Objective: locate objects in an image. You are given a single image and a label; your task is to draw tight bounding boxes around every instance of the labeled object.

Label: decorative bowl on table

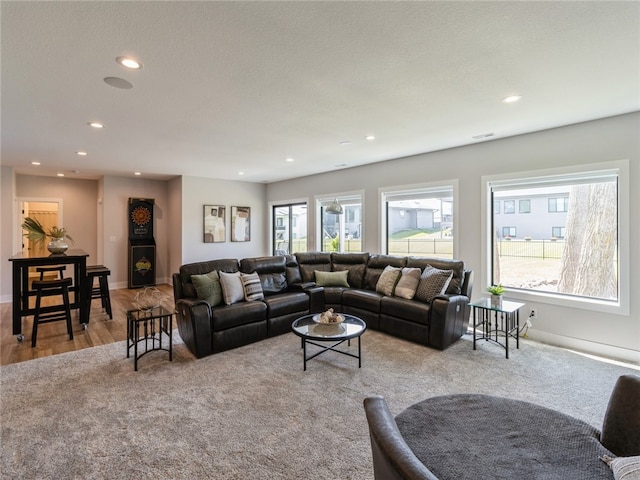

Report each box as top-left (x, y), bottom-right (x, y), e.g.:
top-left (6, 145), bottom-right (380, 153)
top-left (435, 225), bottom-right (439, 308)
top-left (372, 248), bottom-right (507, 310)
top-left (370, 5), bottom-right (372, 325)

top-left (312, 308), bottom-right (345, 324)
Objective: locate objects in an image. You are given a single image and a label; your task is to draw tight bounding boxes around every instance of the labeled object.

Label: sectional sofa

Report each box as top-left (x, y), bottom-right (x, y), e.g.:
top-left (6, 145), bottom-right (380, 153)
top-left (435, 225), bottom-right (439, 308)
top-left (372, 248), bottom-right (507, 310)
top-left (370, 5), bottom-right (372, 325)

top-left (172, 252), bottom-right (473, 359)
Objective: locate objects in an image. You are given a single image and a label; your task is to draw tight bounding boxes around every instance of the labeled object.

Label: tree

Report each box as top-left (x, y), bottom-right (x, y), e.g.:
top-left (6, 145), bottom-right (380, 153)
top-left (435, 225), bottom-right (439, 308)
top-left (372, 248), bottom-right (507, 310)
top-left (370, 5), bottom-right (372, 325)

top-left (557, 183), bottom-right (617, 299)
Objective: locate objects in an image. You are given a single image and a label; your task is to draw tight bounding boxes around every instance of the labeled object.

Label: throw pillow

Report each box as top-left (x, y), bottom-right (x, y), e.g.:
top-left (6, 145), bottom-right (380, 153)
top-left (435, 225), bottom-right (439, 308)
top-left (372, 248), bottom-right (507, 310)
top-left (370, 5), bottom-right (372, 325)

top-left (315, 270), bottom-right (349, 287)
top-left (191, 270), bottom-right (223, 307)
top-left (394, 267), bottom-right (421, 300)
top-left (601, 455), bottom-right (640, 480)
top-left (415, 265), bottom-right (454, 303)
top-left (376, 265), bottom-right (402, 296)
top-left (241, 272), bottom-right (264, 302)
top-left (219, 271), bottom-right (245, 305)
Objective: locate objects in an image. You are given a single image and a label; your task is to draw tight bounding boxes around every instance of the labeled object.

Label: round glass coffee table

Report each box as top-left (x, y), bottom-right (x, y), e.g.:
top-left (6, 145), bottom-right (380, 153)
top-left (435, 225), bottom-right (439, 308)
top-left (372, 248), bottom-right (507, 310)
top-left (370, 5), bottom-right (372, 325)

top-left (291, 313), bottom-right (366, 371)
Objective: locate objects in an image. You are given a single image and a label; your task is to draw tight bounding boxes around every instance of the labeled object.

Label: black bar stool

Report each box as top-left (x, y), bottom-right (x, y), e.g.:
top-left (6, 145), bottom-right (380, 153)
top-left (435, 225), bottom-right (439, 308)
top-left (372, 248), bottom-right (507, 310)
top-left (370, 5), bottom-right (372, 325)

top-left (31, 277), bottom-right (74, 347)
top-left (36, 266), bottom-right (66, 280)
top-left (87, 265), bottom-right (112, 319)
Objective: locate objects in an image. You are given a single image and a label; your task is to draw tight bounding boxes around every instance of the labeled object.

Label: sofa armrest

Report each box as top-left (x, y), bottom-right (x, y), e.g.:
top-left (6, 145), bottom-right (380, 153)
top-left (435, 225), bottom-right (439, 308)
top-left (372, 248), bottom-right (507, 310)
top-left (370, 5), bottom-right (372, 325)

top-left (175, 298), bottom-right (213, 358)
top-left (290, 283), bottom-right (325, 313)
top-left (428, 294), bottom-right (470, 350)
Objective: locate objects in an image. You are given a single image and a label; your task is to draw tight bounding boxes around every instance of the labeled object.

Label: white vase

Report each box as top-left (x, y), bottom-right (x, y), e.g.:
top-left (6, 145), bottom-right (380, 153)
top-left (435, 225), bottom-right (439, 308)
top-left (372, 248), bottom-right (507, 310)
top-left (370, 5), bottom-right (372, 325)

top-left (47, 237), bottom-right (69, 254)
top-left (490, 294), bottom-right (503, 308)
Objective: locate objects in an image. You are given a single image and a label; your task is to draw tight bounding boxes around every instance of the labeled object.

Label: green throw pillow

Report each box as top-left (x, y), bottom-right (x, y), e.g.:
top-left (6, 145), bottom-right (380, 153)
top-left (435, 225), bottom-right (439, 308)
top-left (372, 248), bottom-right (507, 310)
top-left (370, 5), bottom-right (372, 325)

top-left (315, 270), bottom-right (349, 287)
top-left (191, 271), bottom-right (223, 307)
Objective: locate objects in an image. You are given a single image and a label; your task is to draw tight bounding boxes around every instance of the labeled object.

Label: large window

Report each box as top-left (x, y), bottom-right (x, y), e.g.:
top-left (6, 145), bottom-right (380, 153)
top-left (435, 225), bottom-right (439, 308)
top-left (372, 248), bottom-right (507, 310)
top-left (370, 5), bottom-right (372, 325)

top-left (272, 203), bottom-right (307, 255)
top-left (490, 168), bottom-right (619, 303)
top-left (317, 194), bottom-right (363, 252)
top-left (382, 184), bottom-right (454, 259)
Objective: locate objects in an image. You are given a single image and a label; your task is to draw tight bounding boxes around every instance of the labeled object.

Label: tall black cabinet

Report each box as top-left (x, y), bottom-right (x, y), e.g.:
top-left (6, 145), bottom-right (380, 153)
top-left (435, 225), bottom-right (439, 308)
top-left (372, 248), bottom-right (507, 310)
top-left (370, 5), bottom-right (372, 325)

top-left (128, 198), bottom-right (156, 288)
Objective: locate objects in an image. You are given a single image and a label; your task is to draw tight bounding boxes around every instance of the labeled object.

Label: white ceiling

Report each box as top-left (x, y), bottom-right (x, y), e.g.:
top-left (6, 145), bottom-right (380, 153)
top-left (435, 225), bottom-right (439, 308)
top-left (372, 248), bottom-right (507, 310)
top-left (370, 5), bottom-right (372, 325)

top-left (2, 1), bottom-right (639, 183)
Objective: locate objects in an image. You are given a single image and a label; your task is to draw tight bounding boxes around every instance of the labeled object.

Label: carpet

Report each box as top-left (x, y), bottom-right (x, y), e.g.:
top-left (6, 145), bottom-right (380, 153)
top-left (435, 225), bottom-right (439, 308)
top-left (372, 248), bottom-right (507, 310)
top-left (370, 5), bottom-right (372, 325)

top-left (1, 330), bottom-right (637, 480)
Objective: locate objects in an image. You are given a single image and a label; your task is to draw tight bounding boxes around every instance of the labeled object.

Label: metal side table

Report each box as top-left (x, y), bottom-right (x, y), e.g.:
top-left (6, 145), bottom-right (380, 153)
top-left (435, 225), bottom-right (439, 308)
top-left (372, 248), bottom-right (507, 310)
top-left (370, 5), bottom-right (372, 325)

top-left (126, 305), bottom-right (173, 371)
top-left (470, 297), bottom-right (524, 358)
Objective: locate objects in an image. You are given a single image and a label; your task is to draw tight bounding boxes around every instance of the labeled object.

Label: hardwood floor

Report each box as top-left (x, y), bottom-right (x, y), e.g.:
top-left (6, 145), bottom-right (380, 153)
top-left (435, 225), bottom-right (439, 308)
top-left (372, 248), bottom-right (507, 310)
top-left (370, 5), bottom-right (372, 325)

top-left (0, 284), bottom-right (175, 366)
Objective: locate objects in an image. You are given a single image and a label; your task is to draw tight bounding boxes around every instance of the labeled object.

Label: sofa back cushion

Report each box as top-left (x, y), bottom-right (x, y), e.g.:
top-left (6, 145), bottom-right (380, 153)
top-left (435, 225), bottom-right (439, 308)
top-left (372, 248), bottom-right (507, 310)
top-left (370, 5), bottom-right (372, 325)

top-left (407, 257), bottom-right (466, 295)
top-left (295, 252), bottom-right (332, 283)
top-left (240, 256), bottom-right (287, 296)
top-left (285, 255), bottom-right (303, 285)
top-left (178, 259), bottom-right (239, 299)
top-left (331, 252), bottom-right (369, 288)
top-left (365, 255), bottom-right (407, 290)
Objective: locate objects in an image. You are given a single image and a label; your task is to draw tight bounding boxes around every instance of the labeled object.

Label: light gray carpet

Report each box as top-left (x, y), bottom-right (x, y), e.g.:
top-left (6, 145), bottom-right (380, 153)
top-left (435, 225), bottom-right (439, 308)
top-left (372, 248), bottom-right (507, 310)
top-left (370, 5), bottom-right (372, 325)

top-left (1, 330), bottom-right (638, 480)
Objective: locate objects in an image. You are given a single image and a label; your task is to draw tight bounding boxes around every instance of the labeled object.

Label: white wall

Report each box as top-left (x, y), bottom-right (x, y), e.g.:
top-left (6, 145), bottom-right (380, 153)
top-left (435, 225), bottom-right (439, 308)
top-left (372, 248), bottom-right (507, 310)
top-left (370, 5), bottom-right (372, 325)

top-left (178, 176), bottom-right (268, 265)
top-left (0, 166), bottom-right (16, 301)
top-left (266, 113), bottom-right (640, 363)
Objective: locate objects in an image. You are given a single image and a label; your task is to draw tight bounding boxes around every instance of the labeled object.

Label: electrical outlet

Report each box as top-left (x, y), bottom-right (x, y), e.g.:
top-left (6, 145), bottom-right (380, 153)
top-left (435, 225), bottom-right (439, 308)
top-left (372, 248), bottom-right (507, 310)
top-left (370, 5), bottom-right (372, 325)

top-left (529, 309), bottom-right (537, 320)
top-left (525, 319), bottom-right (533, 328)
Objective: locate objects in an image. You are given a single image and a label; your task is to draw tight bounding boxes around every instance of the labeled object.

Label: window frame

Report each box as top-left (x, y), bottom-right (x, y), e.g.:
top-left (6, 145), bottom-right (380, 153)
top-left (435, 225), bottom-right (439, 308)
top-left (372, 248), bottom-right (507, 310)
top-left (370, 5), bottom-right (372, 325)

top-left (380, 180), bottom-right (458, 258)
top-left (270, 199), bottom-right (309, 255)
top-left (482, 161), bottom-right (629, 316)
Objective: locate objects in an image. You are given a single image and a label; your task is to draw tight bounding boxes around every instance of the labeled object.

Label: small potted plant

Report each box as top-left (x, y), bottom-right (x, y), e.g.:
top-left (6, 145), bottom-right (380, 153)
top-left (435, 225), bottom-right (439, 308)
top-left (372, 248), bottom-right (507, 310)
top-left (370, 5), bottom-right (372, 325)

top-left (21, 217), bottom-right (74, 254)
top-left (487, 284), bottom-right (505, 307)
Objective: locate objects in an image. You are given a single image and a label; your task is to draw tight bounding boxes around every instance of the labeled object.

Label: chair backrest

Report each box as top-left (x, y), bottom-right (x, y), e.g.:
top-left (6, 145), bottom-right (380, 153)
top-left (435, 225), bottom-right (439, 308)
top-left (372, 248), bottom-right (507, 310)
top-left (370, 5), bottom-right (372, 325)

top-left (600, 374), bottom-right (640, 457)
top-left (363, 396), bottom-right (440, 480)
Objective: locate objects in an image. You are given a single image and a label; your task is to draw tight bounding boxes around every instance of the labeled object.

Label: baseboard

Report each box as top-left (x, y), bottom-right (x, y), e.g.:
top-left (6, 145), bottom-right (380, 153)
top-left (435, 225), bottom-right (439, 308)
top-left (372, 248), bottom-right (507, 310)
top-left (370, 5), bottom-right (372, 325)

top-left (526, 330), bottom-right (640, 366)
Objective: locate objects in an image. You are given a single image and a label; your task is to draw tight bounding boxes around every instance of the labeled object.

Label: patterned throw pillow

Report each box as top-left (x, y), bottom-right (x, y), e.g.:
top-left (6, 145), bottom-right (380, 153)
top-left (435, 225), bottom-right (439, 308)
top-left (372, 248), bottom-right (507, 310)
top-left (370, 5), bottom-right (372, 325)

top-left (315, 270), bottom-right (349, 287)
top-left (601, 455), bottom-right (640, 480)
top-left (191, 270), bottom-right (223, 307)
top-left (414, 265), bottom-right (454, 303)
top-left (241, 272), bottom-right (264, 302)
top-left (376, 265), bottom-right (402, 296)
top-left (219, 271), bottom-right (245, 305)
top-left (394, 267), bottom-right (421, 300)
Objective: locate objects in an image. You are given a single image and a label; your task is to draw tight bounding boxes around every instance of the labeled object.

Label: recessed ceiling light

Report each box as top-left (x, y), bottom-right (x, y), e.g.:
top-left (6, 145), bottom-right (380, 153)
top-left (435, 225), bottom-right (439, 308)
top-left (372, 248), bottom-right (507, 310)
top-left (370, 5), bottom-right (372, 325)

top-left (365, 135), bottom-right (376, 141)
top-left (502, 95), bottom-right (522, 103)
top-left (76, 151), bottom-right (88, 156)
top-left (472, 133), bottom-right (495, 139)
top-left (285, 158), bottom-right (295, 163)
top-left (88, 122), bottom-right (104, 129)
top-left (31, 161), bottom-right (41, 166)
top-left (56, 173), bottom-right (65, 177)
top-left (238, 171), bottom-right (245, 176)
top-left (116, 56), bottom-right (143, 70)
top-left (134, 172), bottom-right (142, 176)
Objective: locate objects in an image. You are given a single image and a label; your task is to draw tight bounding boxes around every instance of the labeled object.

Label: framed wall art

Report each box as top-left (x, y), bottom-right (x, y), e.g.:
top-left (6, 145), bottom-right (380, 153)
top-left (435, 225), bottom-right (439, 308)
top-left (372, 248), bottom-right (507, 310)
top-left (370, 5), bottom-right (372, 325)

top-left (231, 206), bottom-right (251, 242)
top-left (203, 205), bottom-right (226, 243)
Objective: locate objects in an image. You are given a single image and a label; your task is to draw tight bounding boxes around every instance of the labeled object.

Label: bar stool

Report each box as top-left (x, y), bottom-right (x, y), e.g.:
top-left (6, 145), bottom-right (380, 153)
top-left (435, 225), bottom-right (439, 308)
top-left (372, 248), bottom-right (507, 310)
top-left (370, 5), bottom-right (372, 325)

top-left (36, 266), bottom-right (66, 280)
top-left (87, 265), bottom-right (112, 319)
top-left (31, 278), bottom-right (74, 347)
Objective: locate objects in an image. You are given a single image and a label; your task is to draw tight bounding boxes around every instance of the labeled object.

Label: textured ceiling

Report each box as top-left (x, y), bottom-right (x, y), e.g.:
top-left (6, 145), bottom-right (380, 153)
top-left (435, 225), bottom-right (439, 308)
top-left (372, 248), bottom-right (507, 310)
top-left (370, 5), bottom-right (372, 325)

top-left (2, 1), bottom-right (639, 183)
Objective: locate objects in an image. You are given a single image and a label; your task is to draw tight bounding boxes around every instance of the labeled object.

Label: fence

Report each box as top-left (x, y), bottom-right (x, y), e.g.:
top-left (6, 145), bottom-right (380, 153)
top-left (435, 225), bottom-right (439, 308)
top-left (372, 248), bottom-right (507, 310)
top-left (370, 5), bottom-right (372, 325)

top-left (496, 239), bottom-right (564, 260)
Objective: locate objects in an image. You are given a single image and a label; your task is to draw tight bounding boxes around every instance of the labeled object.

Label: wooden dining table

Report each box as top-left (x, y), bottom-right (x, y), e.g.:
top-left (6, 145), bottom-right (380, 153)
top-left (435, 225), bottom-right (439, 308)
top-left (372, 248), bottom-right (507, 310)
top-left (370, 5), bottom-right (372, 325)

top-left (8, 249), bottom-right (90, 341)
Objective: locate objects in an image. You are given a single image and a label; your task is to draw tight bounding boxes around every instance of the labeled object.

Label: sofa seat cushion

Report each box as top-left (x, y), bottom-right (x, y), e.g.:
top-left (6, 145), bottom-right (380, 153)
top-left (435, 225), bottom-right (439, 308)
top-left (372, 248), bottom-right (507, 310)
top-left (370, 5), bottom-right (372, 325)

top-left (343, 289), bottom-right (383, 313)
top-left (211, 301), bottom-right (267, 331)
top-left (381, 296), bottom-right (430, 325)
top-left (263, 292), bottom-right (309, 318)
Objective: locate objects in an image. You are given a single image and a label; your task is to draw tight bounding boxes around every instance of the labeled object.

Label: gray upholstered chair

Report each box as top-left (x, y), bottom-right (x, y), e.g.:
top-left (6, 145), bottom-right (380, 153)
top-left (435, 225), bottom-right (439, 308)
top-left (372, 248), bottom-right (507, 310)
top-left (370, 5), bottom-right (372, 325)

top-left (363, 395), bottom-right (439, 480)
top-left (600, 374), bottom-right (640, 457)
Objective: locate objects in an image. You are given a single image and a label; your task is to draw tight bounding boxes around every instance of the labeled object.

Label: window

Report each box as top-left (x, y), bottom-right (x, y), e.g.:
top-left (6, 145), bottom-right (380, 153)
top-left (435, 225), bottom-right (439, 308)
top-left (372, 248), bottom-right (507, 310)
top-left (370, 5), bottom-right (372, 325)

top-left (519, 199), bottom-right (531, 213)
top-left (551, 227), bottom-right (565, 239)
top-left (317, 194), bottom-right (363, 252)
top-left (489, 168), bottom-right (620, 303)
top-left (502, 227), bottom-right (516, 238)
top-left (272, 203), bottom-right (307, 255)
top-left (504, 200), bottom-right (515, 214)
top-left (549, 197), bottom-right (569, 212)
top-left (494, 200), bottom-right (500, 214)
top-left (382, 184), bottom-right (454, 258)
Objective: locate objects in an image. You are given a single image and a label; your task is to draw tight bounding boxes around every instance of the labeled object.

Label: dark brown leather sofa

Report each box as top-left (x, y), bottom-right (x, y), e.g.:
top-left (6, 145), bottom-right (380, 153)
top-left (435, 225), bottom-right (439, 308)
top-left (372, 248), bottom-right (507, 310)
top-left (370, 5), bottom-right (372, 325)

top-left (173, 252), bottom-right (473, 359)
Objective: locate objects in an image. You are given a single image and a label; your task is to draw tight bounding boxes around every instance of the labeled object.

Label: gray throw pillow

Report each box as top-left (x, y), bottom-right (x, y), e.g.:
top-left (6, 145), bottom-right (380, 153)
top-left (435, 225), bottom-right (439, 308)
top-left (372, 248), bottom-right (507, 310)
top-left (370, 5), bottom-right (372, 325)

top-left (376, 265), bottom-right (402, 296)
top-left (394, 267), bottom-right (421, 299)
top-left (219, 271), bottom-right (245, 305)
top-left (601, 455), bottom-right (640, 480)
top-left (241, 272), bottom-right (264, 302)
top-left (191, 270), bottom-right (223, 307)
top-left (415, 265), bottom-right (454, 303)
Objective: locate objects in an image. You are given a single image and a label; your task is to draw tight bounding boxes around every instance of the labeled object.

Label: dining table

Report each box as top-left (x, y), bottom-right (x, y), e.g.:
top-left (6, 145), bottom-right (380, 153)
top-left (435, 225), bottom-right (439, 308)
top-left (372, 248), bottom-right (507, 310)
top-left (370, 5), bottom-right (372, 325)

top-left (8, 249), bottom-right (90, 341)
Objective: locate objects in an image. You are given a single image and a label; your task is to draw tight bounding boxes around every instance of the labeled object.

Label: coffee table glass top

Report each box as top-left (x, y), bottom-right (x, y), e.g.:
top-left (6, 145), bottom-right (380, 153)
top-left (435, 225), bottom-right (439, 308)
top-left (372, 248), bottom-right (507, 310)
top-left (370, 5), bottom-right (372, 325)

top-left (292, 313), bottom-right (366, 340)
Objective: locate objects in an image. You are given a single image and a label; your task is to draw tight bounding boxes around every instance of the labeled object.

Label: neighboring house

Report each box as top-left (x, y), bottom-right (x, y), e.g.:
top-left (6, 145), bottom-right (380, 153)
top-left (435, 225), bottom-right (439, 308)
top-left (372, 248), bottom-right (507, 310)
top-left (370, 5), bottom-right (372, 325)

top-left (494, 189), bottom-right (569, 239)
